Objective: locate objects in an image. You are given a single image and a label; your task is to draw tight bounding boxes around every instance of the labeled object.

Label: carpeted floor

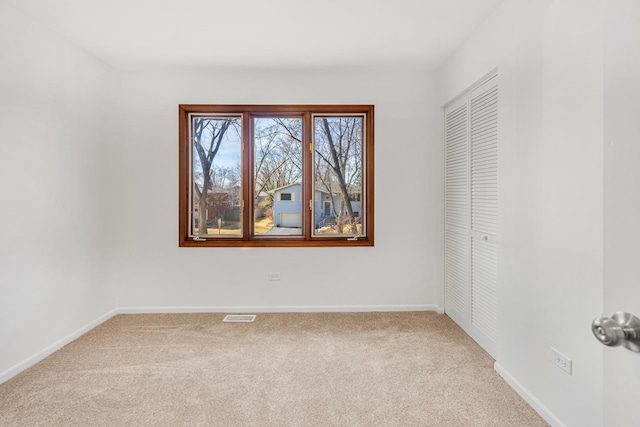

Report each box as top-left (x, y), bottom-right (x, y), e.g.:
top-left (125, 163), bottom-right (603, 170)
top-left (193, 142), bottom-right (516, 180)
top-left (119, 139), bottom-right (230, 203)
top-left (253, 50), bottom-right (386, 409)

top-left (0, 312), bottom-right (548, 426)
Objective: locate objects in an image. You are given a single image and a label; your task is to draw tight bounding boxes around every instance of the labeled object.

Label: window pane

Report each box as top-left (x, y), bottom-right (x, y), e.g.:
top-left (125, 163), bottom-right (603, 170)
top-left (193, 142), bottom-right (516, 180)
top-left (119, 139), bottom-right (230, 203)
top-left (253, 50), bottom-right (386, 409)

top-left (254, 117), bottom-right (303, 236)
top-left (191, 115), bottom-right (242, 237)
top-left (313, 116), bottom-right (364, 236)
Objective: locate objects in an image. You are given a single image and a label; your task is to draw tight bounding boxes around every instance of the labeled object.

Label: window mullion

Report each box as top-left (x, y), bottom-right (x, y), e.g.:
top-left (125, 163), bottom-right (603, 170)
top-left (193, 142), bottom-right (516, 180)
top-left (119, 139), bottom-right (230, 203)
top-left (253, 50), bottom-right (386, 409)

top-left (242, 113), bottom-right (252, 240)
top-left (303, 112), bottom-right (313, 240)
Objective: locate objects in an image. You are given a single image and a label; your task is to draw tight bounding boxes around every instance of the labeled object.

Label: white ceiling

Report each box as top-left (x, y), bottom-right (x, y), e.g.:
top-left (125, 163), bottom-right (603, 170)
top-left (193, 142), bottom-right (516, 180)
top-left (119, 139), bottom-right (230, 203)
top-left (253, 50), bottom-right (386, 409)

top-left (5, 0), bottom-right (505, 71)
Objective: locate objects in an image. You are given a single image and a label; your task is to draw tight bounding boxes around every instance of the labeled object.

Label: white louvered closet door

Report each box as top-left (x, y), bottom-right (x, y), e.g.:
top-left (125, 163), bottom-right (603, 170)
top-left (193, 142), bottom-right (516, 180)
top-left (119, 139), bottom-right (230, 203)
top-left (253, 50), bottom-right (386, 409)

top-left (444, 96), bottom-right (470, 331)
top-left (469, 77), bottom-right (498, 357)
top-left (444, 74), bottom-right (498, 358)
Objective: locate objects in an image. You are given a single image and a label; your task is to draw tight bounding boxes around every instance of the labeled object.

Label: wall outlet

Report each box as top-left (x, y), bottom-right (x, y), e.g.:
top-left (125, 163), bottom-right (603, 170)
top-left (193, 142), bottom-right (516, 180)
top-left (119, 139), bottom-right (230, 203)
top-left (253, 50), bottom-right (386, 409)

top-left (551, 347), bottom-right (572, 376)
top-left (267, 272), bottom-right (281, 281)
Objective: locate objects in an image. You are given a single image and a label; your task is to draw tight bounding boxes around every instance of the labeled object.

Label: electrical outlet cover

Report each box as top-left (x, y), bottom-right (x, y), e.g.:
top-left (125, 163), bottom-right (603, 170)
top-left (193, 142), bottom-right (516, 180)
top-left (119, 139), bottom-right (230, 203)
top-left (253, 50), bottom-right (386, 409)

top-left (551, 347), bottom-right (573, 376)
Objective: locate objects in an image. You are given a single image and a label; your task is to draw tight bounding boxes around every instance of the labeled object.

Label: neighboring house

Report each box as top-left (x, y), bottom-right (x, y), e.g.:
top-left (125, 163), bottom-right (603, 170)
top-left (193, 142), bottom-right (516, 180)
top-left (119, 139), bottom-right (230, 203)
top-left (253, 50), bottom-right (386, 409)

top-left (270, 182), bottom-right (362, 228)
top-left (194, 186), bottom-right (241, 224)
top-left (270, 183), bottom-right (304, 228)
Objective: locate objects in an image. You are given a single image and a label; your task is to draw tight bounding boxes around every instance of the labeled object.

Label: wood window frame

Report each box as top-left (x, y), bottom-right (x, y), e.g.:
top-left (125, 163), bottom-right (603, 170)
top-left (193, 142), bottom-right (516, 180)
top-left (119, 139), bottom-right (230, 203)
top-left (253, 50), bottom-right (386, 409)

top-left (178, 104), bottom-right (374, 247)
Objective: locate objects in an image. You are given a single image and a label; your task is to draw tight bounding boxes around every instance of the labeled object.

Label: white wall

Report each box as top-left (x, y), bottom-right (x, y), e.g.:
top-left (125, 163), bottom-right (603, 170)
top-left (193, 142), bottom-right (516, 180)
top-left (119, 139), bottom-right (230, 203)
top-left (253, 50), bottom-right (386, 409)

top-left (0, 2), bottom-right (119, 380)
top-left (437, 0), bottom-right (604, 426)
top-left (603, 2), bottom-right (640, 425)
top-left (109, 69), bottom-right (443, 311)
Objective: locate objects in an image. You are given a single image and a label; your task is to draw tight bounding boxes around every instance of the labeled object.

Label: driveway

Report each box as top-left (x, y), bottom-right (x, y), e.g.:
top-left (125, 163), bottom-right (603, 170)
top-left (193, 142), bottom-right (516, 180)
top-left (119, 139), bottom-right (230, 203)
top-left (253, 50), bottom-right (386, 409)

top-left (265, 227), bottom-right (301, 235)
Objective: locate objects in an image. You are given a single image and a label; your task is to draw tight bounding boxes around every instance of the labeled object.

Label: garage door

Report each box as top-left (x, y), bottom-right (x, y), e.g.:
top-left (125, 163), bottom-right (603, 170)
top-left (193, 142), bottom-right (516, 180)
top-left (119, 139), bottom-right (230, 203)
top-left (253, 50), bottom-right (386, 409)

top-left (281, 213), bottom-right (302, 228)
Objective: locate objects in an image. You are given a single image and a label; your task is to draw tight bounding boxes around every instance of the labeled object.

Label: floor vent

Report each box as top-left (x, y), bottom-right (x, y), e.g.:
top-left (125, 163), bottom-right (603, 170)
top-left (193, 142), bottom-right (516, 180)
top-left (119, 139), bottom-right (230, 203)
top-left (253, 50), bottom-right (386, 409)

top-left (223, 314), bottom-right (256, 323)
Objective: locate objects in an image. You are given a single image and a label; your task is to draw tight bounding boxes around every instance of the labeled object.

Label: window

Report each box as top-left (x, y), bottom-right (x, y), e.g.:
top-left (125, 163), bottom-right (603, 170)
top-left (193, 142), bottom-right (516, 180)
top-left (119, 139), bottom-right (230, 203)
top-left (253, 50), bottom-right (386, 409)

top-left (179, 105), bottom-right (374, 247)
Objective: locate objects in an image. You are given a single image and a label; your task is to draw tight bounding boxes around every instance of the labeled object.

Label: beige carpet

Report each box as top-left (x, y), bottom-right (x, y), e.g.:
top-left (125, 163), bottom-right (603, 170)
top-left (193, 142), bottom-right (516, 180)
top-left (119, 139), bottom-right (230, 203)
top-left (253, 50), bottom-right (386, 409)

top-left (0, 312), bottom-right (548, 426)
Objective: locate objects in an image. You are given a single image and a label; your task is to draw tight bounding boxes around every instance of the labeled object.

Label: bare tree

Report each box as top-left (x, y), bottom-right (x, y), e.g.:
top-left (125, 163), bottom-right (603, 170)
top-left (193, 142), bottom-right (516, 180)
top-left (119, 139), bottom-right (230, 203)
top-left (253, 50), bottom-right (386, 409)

top-left (254, 118), bottom-right (303, 206)
top-left (210, 165), bottom-right (240, 190)
top-left (192, 117), bottom-right (240, 233)
top-left (315, 117), bottom-right (362, 234)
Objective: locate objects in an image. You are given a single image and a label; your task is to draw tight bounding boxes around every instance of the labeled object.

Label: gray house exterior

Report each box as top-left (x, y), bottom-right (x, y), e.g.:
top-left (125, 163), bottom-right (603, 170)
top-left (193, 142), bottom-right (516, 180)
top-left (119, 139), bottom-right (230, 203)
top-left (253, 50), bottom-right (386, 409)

top-left (270, 183), bottom-right (362, 228)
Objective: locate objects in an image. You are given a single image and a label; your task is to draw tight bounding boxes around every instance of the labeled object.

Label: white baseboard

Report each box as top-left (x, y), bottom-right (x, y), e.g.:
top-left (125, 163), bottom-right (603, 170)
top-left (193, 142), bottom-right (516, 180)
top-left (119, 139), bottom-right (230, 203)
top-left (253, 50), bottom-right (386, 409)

top-left (494, 362), bottom-right (567, 427)
top-left (119, 304), bottom-right (443, 314)
top-left (0, 308), bottom-right (119, 385)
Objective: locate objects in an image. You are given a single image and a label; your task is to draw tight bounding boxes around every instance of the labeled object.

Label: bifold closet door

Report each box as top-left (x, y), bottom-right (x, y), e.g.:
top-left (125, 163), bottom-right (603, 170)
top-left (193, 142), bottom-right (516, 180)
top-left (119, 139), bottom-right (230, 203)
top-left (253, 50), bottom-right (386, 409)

top-left (444, 75), bottom-right (498, 358)
top-left (469, 77), bottom-right (498, 357)
top-left (444, 96), bottom-right (470, 331)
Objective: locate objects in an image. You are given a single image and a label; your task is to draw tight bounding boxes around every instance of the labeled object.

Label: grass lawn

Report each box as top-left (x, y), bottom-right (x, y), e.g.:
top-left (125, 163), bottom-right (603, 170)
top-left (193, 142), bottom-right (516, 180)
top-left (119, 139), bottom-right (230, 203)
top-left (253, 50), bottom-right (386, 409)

top-left (199, 218), bottom-right (361, 236)
top-left (316, 223), bottom-right (363, 234)
top-left (254, 217), bottom-right (274, 234)
top-left (203, 220), bottom-right (241, 235)
top-left (205, 228), bottom-right (241, 235)
top-left (199, 217), bottom-right (274, 235)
